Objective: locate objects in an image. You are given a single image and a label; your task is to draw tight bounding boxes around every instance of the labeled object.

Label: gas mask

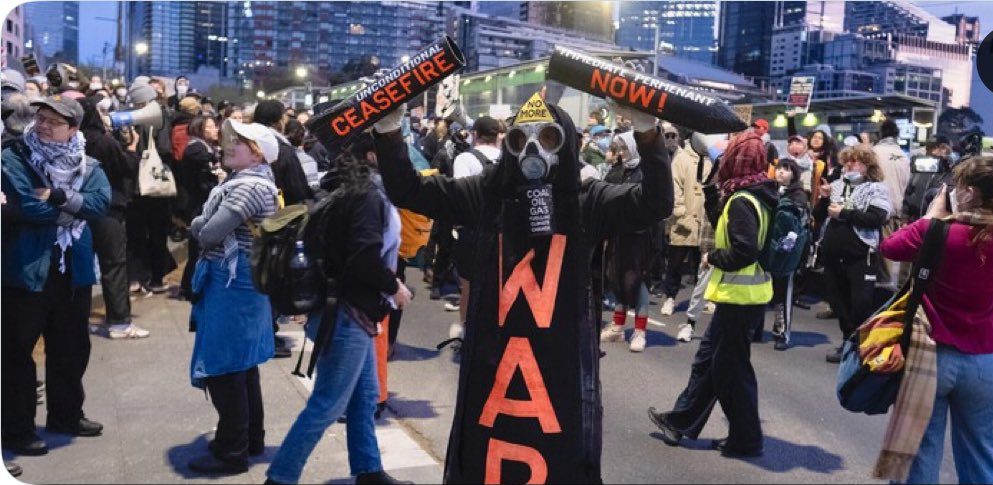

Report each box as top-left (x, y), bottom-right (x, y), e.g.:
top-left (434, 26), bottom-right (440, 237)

top-left (505, 92), bottom-right (566, 237)
top-left (505, 122), bottom-right (565, 183)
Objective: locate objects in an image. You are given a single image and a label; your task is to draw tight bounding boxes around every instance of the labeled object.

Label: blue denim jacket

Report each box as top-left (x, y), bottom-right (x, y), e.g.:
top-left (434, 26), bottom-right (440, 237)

top-left (1, 144), bottom-right (111, 291)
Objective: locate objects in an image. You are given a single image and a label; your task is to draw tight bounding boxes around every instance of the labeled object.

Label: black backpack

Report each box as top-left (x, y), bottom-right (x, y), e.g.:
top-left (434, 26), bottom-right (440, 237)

top-left (250, 198), bottom-right (337, 316)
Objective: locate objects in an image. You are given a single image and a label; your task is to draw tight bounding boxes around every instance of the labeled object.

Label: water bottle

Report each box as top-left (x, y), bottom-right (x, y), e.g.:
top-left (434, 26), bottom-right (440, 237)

top-left (780, 231), bottom-right (798, 251)
top-left (289, 240), bottom-right (317, 309)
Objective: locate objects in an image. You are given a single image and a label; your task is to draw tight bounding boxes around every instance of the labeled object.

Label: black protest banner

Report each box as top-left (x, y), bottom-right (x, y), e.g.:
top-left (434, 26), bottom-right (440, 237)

top-left (306, 36), bottom-right (465, 150)
top-left (547, 46), bottom-right (748, 134)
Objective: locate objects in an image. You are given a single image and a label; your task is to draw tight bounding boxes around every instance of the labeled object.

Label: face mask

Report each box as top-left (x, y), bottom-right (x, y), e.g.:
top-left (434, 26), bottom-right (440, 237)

top-left (90, 82), bottom-right (103, 91)
top-left (948, 151), bottom-right (961, 165)
top-left (595, 137), bottom-right (610, 152)
top-left (505, 121), bottom-right (565, 237)
top-left (176, 84), bottom-right (188, 97)
top-left (842, 171), bottom-right (864, 184)
top-left (97, 97), bottom-right (112, 112)
top-left (623, 157), bottom-right (640, 170)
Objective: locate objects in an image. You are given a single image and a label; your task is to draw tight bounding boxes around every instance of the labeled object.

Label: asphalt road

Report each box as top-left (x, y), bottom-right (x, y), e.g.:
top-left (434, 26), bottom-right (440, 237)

top-left (385, 273), bottom-right (959, 484)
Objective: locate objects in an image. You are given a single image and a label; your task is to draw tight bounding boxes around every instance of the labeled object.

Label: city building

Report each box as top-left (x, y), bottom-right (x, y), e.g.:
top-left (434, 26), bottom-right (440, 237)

top-left (23, 1), bottom-right (78, 64)
top-left (126, 2), bottom-right (198, 79)
top-left (941, 13), bottom-right (981, 47)
top-left (446, 6), bottom-right (619, 72)
top-left (226, 1), bottom-right (445, 91)
top-left (3, 5), bottom-right (25, 69)
top-left (616, 1), bottom-right (717, 64)
top-left (844, 1), bottom-right (955, 43)
top-left (522, 2), bottom-right (615, 42)
top-left (718, 1), bottom-right (844, 83)
top-left (193, 2), bottom-right (230, 78)
top-left (475, 1), bottom-right (524, 20)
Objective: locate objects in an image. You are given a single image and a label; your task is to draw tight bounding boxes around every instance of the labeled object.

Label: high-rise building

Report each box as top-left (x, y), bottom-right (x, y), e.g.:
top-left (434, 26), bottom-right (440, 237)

top-left (227, 1), bottom-right (445, 90)
top-left (23, 1), bottom-right (78, 64)
top-left (193, 2), bottom-right (230, 78)
top-left (845, 1), bottom-right (955, 43)
top-left (476, 1), bottom-right (524, 20)
top-left (718, 1), bottom-right (844, 82)
top-left (3, 5), bottom-right (25, 69)
top-left (522, 2), bottom-right (615, 42)
top-left (941, 14), bottom-right (981, 47)
top-left (127, 2), bottom-right (197, 78)
top-left (616, 1), bottom-right (717, 64)
top-left (447, 6), bottom-right (618, 72)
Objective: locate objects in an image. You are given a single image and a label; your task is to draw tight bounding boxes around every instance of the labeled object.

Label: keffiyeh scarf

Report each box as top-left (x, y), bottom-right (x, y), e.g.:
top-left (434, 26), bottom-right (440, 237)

top-left (23, 123), bottom-right (89, 273)
top-left (830, 179), bottom-right (893, 249)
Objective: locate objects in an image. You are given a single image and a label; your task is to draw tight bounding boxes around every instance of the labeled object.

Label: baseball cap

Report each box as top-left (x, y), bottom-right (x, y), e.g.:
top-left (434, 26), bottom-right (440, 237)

top-left (751, 119), bottom-right (769, 131)
top-left (222, 119), bottom-right (279, 163)
top-left (788, 134), bottom-right (807, 144)
top-left (31, 95), bottom-right (85, 126)
top-left (253, 99), bottom-right (285, 126)
top-left (589, 125), bottom-right (608, 137)
top-left (472, 116), bottom-right (504, 137)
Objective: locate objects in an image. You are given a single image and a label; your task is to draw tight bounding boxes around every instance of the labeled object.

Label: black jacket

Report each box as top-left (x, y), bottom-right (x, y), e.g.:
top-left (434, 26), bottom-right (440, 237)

top-left (181, 138), bottom-right (219, 218)
top-left (272, 139), bottom-right (314, 205)
top-left (708, 180), bottom-right (779, 272)
top-left (80, 97), bottom-right (135, 214)
top-left (319, 172), bottom-right (398, 324)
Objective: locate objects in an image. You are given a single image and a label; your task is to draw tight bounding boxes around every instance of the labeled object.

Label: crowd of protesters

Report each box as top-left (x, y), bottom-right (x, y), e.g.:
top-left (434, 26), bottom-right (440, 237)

top-left (2, 58), bottom-right (992, 484)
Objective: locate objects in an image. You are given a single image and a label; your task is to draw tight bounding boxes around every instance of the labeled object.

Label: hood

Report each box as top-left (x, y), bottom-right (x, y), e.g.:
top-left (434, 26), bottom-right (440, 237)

top-left (79, 95), bottom-right (107, 133)
top-left (491, 101), bottom-right (580, 199)
top-left (740, 179), bottom-right (780, 209)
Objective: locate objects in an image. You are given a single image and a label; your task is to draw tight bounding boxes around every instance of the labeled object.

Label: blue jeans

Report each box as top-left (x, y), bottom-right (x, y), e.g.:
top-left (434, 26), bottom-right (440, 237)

top-left (267, 308), bottom-right (382, 483)
top-left (905, 345), bottom-right (993, 484)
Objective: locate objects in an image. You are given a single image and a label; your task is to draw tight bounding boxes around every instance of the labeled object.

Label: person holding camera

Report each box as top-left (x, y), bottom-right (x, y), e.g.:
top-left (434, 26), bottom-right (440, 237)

top-left (904, 135), bottom-right (954, 223)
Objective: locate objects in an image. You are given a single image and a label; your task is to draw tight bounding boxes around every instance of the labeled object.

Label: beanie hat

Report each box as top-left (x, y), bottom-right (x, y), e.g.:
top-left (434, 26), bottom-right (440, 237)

top-left (128, 83), bottom-right (157, 104)
top-left (253, 99), bottom-right (285, 126)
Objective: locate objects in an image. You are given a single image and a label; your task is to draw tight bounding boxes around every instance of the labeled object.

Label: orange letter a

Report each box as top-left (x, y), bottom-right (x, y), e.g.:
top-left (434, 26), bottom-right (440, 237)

top-left (485, 438), bottom-right (548, 484)
top-left (498, 234), bottom-right (567, 329)
top-left (478, 337), bottom-right (561, 433)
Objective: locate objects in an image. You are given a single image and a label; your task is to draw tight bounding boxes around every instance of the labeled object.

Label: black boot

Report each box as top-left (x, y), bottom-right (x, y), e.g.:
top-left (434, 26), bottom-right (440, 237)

top-left (1, 433), bottom-right (47, 456)
top-left (6, 462), bottom-right (22, 477)
top-left (355, 470), bottom-right (413, 484)
top-left (188, 449), bottom-right (248, 475)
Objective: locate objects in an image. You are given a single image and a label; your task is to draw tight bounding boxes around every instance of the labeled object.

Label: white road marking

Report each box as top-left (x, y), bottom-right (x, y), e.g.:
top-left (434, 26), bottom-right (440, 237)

top-left (279, 330), bottom-right (440, 471)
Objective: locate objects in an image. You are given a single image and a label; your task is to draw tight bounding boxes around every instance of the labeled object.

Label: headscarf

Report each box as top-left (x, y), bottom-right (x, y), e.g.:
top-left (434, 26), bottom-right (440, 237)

top-left (614, 130), bottom-right (640, 169)
top-left (716, 131), bottom-right (768, 195)
top-left (22, 122), bottom-right (89, 273)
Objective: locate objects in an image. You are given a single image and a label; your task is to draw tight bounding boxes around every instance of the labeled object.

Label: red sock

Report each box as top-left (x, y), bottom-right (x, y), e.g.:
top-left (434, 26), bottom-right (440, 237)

top-left (613, 310), bottom-right (626, 326)
top-left (635, 315), bottom-right (648, 331)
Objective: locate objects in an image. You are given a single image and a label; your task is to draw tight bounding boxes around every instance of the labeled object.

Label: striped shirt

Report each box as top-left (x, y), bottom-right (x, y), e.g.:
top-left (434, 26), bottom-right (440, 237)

top-left (201, 167), bottom-right (279, 262)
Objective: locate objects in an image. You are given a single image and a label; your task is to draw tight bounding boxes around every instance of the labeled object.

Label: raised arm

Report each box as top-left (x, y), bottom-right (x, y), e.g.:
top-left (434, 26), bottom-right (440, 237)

top-left (373, 129), bottom-right (484, 227)
top-left (582, 127), bottom-right (674, 237)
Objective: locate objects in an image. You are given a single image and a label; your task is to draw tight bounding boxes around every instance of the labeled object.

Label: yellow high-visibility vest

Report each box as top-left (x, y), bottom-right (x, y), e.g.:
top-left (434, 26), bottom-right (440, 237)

top-left (704, 192), bottom-right (773, 305)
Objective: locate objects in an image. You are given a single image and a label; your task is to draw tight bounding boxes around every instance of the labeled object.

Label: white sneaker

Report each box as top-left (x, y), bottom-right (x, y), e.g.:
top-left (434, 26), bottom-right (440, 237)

top-left (703, 302), bottom-right (716, 314)
top-left (660, 298), bottom-right (676, 316)
top-left (448, 322), bottom-right (464, 340)
top-left (108, 324), bottom-right (150, 339)
top-left (676, 323), bottom-right (694, 342)
top-left (599, 325), bottom-right (625, 343)
top-left (444, 302), bottom-right (460, 312)
top-left (629, 329), bottom-right (646, 352)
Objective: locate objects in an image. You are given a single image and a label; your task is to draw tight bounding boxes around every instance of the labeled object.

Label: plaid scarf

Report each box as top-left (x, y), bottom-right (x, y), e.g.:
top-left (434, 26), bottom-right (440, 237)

top-left (952, 207), bottom-right (993, 227)
top-left (22, 123), bottom-right (89, 273)
top-left (873, 300), bottom-right (937, 481)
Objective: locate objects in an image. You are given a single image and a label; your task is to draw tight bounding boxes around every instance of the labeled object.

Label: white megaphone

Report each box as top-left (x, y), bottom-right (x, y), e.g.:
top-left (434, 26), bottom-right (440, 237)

top-left (109, 100), bottom-right (163, 130)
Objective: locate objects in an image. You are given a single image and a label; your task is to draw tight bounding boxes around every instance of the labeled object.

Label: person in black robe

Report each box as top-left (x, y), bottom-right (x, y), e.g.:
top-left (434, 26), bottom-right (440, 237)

top-left (372, 94), bottom-right (673, 483)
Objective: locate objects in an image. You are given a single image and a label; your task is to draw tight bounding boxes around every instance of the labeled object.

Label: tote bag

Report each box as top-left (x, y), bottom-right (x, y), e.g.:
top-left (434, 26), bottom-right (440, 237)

top-left (138, 127), bottom-right (178, 198)
top-left (836, 219), bottom-right (948, 415)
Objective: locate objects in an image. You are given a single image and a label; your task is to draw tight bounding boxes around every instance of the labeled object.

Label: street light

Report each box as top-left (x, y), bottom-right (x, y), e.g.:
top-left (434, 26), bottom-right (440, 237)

top-left (400, 55), bottom-right (410, 64)
top-left (135, 42), bottom-right (148, 56)
top-left (295, 66), bottom-right (307, 79)
top-left (257, 90), bottom-right (266, 99)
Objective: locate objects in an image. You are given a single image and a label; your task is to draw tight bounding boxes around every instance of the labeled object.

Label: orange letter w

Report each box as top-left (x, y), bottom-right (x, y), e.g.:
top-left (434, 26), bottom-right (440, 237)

top-left (498, 234), bottom-right (567, 329)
